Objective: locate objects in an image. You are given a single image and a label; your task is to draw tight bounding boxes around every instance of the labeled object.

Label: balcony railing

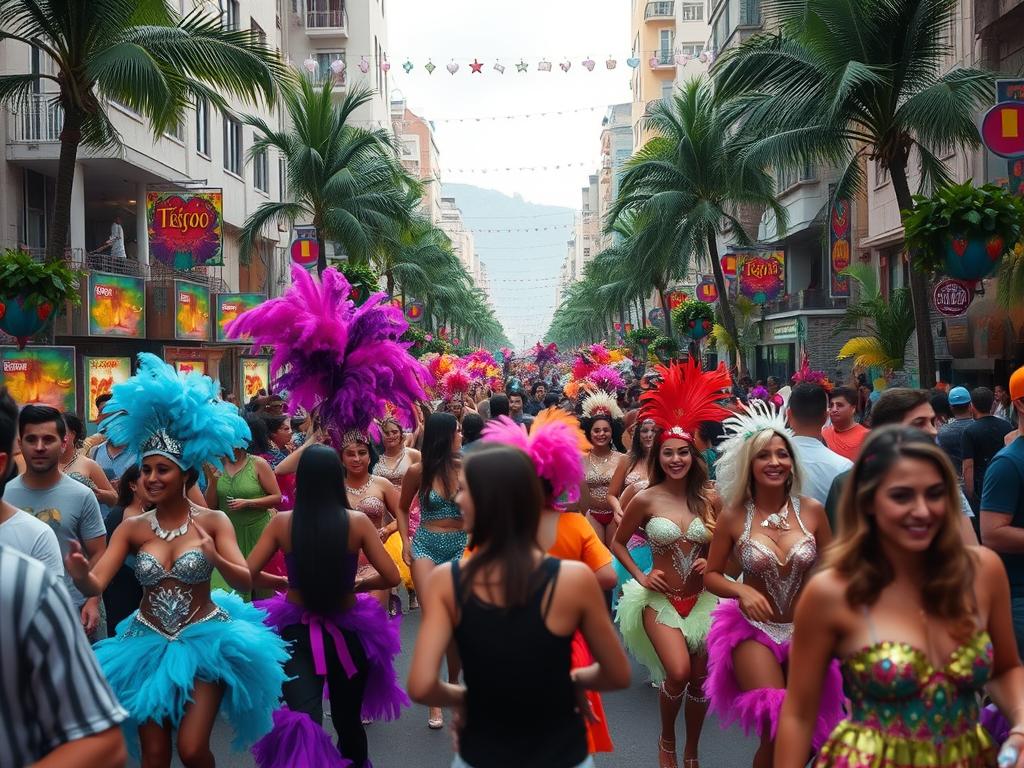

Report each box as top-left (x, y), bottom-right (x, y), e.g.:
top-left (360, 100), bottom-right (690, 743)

top-left (306, 4), bottom-right (347, 29)
top-left (20, 247), bottom-right (229, 292)
top-left (761, 288), bottom-right (847, 315)
top-left (645, 1), bottom-right (675, 19)
top-left (8, 94), bottom-right (63, 143)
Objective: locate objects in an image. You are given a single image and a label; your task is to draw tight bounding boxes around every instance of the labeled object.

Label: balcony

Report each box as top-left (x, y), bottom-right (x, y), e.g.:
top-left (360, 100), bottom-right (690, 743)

top-left (645, 1), bottom-right (675, 19)
top-left (653, 51), bottom-right (675, 68)
top-left (8, 94), bottom-right (63, 143)
top-left (760, 288), bottom-right (847, 316)
top-left (305, 3), bottom-right (348, 37)
top-left (21, 248), bottom-right (229, 292)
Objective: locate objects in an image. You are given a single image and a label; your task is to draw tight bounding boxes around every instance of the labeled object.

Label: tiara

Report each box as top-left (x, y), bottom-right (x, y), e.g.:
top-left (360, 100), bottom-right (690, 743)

top-left (341, 429), bottom-right (371, 448)
top-left (140, 429), bottom-right (185, 468)
top-left (580, 391), bottom-right (624, 421)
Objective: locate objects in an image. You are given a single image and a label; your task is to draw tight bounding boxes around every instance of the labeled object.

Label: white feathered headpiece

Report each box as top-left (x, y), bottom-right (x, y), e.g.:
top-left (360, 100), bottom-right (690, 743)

top-left (714, 400), bottom-right (796, 509)
top-left (580, 391), bottom-right (623, 421)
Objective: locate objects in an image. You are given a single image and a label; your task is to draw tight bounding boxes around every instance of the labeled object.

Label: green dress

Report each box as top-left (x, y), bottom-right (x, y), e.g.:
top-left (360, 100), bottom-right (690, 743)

top-left (211, 455), bottom-right (272, 599)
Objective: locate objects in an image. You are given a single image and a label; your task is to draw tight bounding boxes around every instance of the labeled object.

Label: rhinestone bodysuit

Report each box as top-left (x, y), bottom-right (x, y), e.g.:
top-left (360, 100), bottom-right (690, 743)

top-left (125, 549), bottom-right (227, 641)
top-left (646, 516), bottom-right (711, 583)
top-left (736, 497), bottom-right (816, 618)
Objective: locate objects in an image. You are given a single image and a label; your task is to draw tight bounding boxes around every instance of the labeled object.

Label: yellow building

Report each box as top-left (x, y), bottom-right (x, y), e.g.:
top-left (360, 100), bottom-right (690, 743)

top-left (630, 0), bottom-right (679, 149)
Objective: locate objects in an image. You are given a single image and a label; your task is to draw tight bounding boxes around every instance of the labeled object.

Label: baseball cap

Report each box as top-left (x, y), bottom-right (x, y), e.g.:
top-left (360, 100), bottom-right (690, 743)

top-left (947, 386), bottom-right (971, 407)
top-left (1010, 365), bottom-right (1024, 402)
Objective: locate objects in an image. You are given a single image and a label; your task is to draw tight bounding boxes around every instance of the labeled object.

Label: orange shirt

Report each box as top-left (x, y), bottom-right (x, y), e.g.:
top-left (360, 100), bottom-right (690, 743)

top-left (822, 423), bottom-right (870, 462)
top-left (548, 512), bottom-right (613, 573)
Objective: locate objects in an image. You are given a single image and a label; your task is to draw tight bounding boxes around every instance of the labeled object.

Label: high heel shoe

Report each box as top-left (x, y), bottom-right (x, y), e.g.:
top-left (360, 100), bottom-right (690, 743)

top-left (659, 738), bottom-right (678, 768)
top-left (427, 707), bottom-right (444, 729)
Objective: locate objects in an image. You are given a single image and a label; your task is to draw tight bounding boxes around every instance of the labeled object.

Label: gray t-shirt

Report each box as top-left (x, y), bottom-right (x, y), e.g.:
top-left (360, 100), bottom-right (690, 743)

top-left (0, 508), bottom-right (63, 578)
top-left (2, 475), bottom-right (105, 606)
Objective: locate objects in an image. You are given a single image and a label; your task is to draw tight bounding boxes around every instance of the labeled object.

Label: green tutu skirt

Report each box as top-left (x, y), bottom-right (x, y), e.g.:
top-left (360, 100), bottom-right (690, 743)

top-left (615, 581), bottom-right (716, 683)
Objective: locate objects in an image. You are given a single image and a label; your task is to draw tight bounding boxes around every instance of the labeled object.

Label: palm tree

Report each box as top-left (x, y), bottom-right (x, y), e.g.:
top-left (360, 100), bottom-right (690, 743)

top-left (709, 295), bottom-right (760, 376)
top-left (240, 76), bottom-right (411, 274)
top-left (609, 76), bottom-right (786, 353)
top-left (714, 0), bottom-right (993, 386)
top-left (834, 264), bottom-right (915, 371)
top-left (0, 0), bottom-right (284, 263)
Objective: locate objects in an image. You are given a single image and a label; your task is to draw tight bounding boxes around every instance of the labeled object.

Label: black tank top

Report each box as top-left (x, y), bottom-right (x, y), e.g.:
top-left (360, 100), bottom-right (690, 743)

top-left (452, 557), bottom-right (588, 768)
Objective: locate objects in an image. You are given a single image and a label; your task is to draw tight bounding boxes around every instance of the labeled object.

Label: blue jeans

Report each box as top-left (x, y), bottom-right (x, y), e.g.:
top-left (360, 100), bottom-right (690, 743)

top-left (452, 758), bottom-right (594, 768)
top-left (1012, 596), bottom-right (1024, 660)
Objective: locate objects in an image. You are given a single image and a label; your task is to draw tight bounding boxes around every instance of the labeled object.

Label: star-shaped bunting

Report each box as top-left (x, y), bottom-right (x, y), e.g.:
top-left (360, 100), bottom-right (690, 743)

top-left (470, 59), bottom-right (483, 74)
top-left (516, 60), bottom-right (529, 73)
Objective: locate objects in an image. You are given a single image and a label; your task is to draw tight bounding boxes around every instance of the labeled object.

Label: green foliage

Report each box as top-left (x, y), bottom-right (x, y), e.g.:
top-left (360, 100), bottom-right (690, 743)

top-left (834, 264), bottom-right (915, 371)
top-left (402, 326), bottom-right (451, 357)
top-left (672, 299), bottom-right (714, 335)
top-left (651, 335), bottom-right (680, 362)
top-left (902, 182), bottom-right (1024, 273)
top-left (0, 251), bottom-right (81, 307)
top-left (337, 261), bottom-right (380, 302)
top-left (626, 326), bottom-right (660, 347)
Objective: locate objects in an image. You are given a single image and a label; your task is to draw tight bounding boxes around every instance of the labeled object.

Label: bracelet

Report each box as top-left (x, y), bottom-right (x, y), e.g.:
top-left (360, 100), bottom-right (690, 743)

top-left (1010, 725), bottom-right (1024, 739)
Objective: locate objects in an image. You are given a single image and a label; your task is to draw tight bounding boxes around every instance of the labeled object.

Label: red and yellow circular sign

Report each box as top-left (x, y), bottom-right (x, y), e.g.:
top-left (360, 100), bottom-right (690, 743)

top-left (982, 102), bottom-right (1024, 159)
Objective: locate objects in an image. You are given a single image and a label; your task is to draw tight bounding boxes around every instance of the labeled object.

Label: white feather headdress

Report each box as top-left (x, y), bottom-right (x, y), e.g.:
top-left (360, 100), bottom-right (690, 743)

top-left (580, 391), bottom-right (623, 421)
top-left (714, 400), bottom-right (795, 509)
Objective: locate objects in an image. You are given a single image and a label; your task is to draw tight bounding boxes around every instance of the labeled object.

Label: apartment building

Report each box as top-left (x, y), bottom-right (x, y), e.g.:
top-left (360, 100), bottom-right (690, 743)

top-left (708, 0), bottom-right (763, 56)
top-left (391, 97), bottom-right (442, 224)
top-left (439, 196), bottom-right (481, 285)
top-left (598, 103), bottom-right (634, 252)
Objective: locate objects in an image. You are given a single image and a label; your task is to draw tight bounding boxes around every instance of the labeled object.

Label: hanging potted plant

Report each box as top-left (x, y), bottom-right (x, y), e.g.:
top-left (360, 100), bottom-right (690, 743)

top-left (650, 335), bottom-right (679, 365)
top-left (902, 181), bottom-right (1024, 281)
top-left (672, 298), bottom-right (715, 340)
top-left (337, 262), bottom-right (381, 305)
top-left (0, 250), bottom-right (81, 349)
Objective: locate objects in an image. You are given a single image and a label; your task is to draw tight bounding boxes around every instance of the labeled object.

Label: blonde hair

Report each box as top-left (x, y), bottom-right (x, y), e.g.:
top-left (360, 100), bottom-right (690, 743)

top-left (719, 427), bottom-right (802, 511)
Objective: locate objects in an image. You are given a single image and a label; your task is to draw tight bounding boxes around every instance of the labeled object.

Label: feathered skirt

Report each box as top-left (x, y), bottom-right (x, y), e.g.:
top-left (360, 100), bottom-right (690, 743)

top-left (615, 581), bottom-right (716, 682)
top-left (94, 590), bottom-right (289, 759)
top-left (612, 533), bottom-right (653, 609)
top-left (705, 599), bottom-right (844, 749)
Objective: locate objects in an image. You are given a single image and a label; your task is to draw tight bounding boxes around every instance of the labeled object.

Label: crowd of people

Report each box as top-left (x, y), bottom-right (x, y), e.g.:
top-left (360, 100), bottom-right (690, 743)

top-left (4, 267), bottom-right (1024, 768)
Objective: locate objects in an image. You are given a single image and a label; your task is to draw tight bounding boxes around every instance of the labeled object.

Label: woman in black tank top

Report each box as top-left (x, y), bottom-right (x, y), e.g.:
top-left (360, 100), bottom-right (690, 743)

top-left (407, 444), bottom-right (631, 768)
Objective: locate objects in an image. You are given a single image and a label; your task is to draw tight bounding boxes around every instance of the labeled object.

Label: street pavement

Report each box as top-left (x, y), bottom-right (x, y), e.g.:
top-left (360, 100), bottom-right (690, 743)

top-left (134, 595), bottom-right (758, 767)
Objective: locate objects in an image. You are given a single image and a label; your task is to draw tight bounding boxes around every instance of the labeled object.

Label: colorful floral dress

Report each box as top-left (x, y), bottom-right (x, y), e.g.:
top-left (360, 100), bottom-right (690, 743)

top-left (815, 631), bottom-right (995, 767)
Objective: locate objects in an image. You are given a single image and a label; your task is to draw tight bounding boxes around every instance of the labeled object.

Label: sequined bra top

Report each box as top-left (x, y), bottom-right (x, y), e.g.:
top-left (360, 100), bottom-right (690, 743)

top-left (128, 548), bottom-right (225, 641)
top-left (624, 469), bottom-right (649, 492)
top-left (355, 496), bottom-right (389, 530)
top-left (585, 453), bottom-right (618, 505)
top-left (372, 450), bottom-right (410, 489)
top-left (736, 497), bottom-right (816, 616)
top-left (646, 516), bottom-right (711, 583)
top-left (134, 549), bottom-right (214, 586)
top-left (832, 628), bottom-right (994, 757)
top-left (420, 489), bottom-right (462, 524)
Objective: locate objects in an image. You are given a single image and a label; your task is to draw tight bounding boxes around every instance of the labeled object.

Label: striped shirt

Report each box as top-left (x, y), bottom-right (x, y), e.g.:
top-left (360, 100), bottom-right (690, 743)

top-left (0, 544), bottom-right (126, 766)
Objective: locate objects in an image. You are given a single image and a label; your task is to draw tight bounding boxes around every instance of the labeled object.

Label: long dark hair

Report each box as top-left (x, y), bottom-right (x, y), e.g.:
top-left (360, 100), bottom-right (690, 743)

top-left (582, 414), bottom-right (626, 453)
top-left (292, 445), bottom-right (351, 615)
top-left (246, 414), bottom-right (272, 455)
top-left (459, 445), bottom-right (545, 608)
top-left (628, 418), bottom-right (654, 472)
top-left (116, 464), bottom-right (142, 508)
top-left (419, 412), bottom-right (459, 505)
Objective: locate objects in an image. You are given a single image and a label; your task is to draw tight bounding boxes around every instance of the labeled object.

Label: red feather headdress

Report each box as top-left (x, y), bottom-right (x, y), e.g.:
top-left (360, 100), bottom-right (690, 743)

top-left (639, 359), bottom-right (733, 443)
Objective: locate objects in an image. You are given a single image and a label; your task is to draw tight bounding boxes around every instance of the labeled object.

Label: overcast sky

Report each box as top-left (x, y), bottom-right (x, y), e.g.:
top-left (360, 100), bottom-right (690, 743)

top-left (387, 0), bottom-right (633, 344)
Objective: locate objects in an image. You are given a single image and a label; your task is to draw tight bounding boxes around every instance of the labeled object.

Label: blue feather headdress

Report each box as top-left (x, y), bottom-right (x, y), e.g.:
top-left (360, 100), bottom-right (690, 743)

top-left (100, 353), bottom-right (250, 471)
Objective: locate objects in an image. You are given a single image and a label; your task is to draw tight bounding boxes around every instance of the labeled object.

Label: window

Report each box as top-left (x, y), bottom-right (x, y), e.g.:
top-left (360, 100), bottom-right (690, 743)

top-left (677, 41), bottom-right (704, 56)
top-left (253, 147), bottom-right (269, 192)
top-left (164, 119), bottom-right (185, 142)
top-left (659, 29), bottom-right (674, 56)
top-left (279, 156), bottom-right (287, 201)
top-left (874, 160), bottom-right (890, 188)
top-left (250, 18), bottom-right (267, 47)
top-left (222, 0), bottom-right (240, 29)
top-left (196, 97), bottom-right (209, 156)
top-left (661, 80), bottom-right (674, 101)
top-left (739, 0), bottom-right (760, 25)
top-left (311, 52), bottom-right (346, 85)
top-left (681, 2), bottom-right (703, 20)
top-left (775, 160), bottom-right (815, 191)
top-left (223, 116), bottom-right (242, 175)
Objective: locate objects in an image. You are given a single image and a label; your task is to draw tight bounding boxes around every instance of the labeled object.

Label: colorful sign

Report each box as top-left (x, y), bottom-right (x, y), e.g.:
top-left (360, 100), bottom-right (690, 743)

top-left (174, 360), bottom-right (207, 376)
top-left (1, 346), bottom-right (76, 412)
top-left (981, 102), bottom-right (1024, 159)
top-left (84, 356), bottom-right (131, 421)
top-left (174, 281), bottom-right (211, 341)
top-left (291, 235), bottom-right (319, 268)
top-left (215, 293), bottom-right (264, 342)
top-left (147, 189), bottom-right (223, 268)
top-left (721, 253), bottom-right (737, 277)
top-left (696, 276), bottom-right (719, 303)
top-left (406, 300), bottom-right (425, 323)
top-left (667, 291), bottom-right (689, 311)
top-left (737, 250), bottom-right (785, 305)
top-left (933, 278), bottom-right (974, 317)
top-left (88, 272), bottom-right (145, 338)
top-left (240, 357), bottom-right (271, 399)
top-left (828, 188), bottom-right (852, 298)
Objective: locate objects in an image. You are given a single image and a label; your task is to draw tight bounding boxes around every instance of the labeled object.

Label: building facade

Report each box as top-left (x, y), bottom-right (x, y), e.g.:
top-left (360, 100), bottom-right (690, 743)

top-left (439, 196), bottom-right (481, 286)
top-left (391, 98), bottom-right (442, 223)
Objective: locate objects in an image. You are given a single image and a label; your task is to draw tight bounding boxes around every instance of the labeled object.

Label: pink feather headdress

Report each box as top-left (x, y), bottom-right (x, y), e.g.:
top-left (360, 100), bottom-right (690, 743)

top-left (481, 408), bottom-right (589, 503)
top-left (225, 265), bottom-right (427, 436)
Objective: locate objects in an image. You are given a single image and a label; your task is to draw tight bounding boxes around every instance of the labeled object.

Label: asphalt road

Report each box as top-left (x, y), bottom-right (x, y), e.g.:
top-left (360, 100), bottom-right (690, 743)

top-left (131, 595), bottom-right (758, 767)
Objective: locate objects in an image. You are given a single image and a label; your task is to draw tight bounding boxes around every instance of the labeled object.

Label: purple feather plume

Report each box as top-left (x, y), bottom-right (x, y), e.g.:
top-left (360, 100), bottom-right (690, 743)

top-left (225, 266), bottom-right (427, 434)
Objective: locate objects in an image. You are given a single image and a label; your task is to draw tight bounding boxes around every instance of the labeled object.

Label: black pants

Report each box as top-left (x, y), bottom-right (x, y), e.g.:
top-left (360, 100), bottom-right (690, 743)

top-left (281, 622), bottom-right (369, 766)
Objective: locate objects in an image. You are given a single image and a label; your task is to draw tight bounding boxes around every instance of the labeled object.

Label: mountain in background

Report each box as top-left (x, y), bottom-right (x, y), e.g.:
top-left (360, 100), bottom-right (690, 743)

top-left (441, 183), bottom-right (573, 347)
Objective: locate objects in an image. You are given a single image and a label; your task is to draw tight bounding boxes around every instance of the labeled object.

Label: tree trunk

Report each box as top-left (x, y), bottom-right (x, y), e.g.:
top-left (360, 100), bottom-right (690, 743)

top-left (639, 294), bottom-right (647, 327)
top-left (618, 303), bottom-right (626, 342)
top-left (386, 270), bottom-right (395, 299)
top-left (47, 105), bottom-right (83, 264)
top-left (707, 233), bottom-right (738, 367)
top-left (658, 284), bottom-right (672, 338)
top-left (889, 162), bottom-right (936, 388)
top-left (313, 212), bottom-right (328, 276)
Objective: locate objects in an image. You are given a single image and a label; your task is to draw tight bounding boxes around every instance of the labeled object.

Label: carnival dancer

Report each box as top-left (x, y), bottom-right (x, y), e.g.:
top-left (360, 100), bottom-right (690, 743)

top-left (613, 360), bottom-right (732, 768)
top-left (580, 392), bottom-right (625, 546)
top-left (775, 425), bottom-right (1024, 768)
top-left (398, 411), bottom-right (464, 729)
top-left (482, 407), bottom-right (620, 755)
top-left (248, 445), bottom-right (406, 768)
top-left (222, 264), bottom-right (426, 764)
top-left (608, 418), bottom-right (658, 603)
top-left (373, 415), bottom-right (420, 606)
top-left (407, 444), bottom-right (631, 768)
top-left (703, 401), bottom-right (842, 768)
top-left (64, 353), bottom-right (290, 767)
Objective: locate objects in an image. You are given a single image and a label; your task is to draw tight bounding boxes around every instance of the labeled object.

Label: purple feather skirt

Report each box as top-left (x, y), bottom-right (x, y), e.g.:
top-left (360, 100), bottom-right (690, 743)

top-left (705, 600), bottom-right (844, 749)
top-left (251, 593), bottom-right (409, 768)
